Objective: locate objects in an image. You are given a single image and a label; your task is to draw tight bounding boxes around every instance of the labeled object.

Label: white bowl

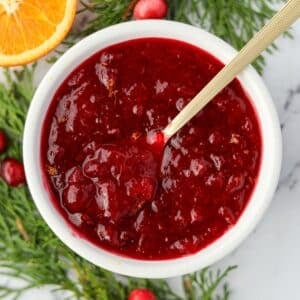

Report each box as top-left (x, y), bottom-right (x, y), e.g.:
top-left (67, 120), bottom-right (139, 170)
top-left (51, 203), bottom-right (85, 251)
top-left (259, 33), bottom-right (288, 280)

top-left (23, 20), bottom-right (282, 278)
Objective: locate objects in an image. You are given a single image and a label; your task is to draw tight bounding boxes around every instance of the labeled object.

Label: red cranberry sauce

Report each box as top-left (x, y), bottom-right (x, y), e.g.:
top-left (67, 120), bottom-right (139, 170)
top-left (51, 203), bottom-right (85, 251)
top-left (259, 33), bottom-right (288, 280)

top-left (41, 38), bottom-right (262, 260)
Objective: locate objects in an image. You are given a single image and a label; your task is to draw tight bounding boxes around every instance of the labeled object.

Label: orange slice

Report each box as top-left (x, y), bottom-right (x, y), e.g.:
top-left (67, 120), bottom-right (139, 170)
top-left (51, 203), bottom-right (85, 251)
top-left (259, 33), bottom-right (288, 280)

top-left (0, 0), bottom-right (77, 66)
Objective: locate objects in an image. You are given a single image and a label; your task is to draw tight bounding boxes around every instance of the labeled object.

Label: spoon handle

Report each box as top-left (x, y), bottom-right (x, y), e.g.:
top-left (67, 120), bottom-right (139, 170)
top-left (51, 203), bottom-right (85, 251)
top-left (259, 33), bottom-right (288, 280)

top-left (163, 0), bottom-right (300, 139)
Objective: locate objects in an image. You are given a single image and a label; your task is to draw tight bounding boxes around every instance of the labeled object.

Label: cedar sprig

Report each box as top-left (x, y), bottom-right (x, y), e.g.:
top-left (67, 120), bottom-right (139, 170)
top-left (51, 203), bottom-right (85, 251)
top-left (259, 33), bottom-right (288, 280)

top-left (74, 0), bottom-right (134, 38)
top-left (168, 0), bottom-right (291, 73)
top-left (183, 266), bottom-right (237, 300)
top-left (60, 0), bottom-right (290, 73)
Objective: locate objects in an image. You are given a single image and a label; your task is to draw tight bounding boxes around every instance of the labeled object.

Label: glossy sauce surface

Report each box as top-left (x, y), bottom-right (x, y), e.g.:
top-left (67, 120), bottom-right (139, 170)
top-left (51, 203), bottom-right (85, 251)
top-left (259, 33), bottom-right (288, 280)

top-left (41, 38), bottom-right (262, 259)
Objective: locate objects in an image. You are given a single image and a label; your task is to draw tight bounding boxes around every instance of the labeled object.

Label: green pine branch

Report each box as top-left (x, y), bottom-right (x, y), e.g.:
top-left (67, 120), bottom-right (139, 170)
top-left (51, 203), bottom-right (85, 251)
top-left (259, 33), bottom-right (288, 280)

top-left (183, 266), bottom-right (237, 300)
top-left (50, 0), bottom-right (291, 73)
top-left (73, 0), bottom-right (289, 74)
top-left (1, 0), bottom-right (287, 298)
top-left (168, 0), bottom-right (290, 73)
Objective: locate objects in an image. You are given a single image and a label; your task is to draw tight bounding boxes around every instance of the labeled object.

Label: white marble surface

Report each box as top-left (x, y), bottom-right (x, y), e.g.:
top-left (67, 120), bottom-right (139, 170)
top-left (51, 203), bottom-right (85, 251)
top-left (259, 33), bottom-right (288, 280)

top-left (215, 21), bottom-right (300, 299)
top-left (1, 21), bottom-right (300, 300)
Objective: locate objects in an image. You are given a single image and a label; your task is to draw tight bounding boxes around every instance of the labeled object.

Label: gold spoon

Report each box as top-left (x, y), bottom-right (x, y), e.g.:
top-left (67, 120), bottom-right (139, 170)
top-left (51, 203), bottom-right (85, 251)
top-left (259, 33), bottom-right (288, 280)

top-left (163, 0), bottom-right (300, 140)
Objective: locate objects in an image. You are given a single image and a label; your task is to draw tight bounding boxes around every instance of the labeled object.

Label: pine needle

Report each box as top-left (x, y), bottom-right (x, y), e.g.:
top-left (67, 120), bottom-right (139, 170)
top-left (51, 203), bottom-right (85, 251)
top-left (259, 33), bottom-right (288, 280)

top-left (2, 0), bottom-right (287, 298)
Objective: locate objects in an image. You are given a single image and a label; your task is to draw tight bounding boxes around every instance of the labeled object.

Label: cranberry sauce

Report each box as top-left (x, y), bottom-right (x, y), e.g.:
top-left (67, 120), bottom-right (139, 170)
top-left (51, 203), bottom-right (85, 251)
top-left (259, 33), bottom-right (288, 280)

top-left (41, 38), bottom-right (262, 260)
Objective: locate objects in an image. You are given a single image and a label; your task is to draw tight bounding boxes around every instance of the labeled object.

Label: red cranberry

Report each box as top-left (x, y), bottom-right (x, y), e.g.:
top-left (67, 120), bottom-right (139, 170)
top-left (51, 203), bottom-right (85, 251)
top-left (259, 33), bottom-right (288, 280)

top-left (133, 0), bottom-right (168, 20)
top-left (66, 166), bottom-right (85, 183)
top-left (0, 158), bottom-right (25, 187)
top-left (62, 182), bottom-right (94, 213)
top-left (125, 177), bottom-right (157, 216)
top-left (0, 131), bottom-right (7, 153)
top-left (128, 289), bottom-right (156, 300)
top-left (83, 159), bottom-right (102, 178)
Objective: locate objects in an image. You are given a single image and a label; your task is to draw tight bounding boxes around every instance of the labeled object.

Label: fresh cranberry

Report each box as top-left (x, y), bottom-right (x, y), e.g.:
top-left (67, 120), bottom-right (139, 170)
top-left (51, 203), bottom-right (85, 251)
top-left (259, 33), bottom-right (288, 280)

top-left (133, 0), bottom-right (168, 20)
top-left (0, 131), bottom-right (7, 153)
top-left (1, 158), bottom-right (25, 187)
top-left (66, 166), bottom-right (85, 183)
top-left (128, 289), bottom-right (156, 300)
top-left (62, 182), bottom-right (94, 213)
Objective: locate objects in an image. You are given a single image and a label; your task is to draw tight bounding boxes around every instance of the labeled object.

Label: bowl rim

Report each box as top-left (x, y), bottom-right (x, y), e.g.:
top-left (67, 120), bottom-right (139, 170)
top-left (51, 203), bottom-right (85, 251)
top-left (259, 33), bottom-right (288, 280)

top-left (23, 20), bottom-right (282, 278)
